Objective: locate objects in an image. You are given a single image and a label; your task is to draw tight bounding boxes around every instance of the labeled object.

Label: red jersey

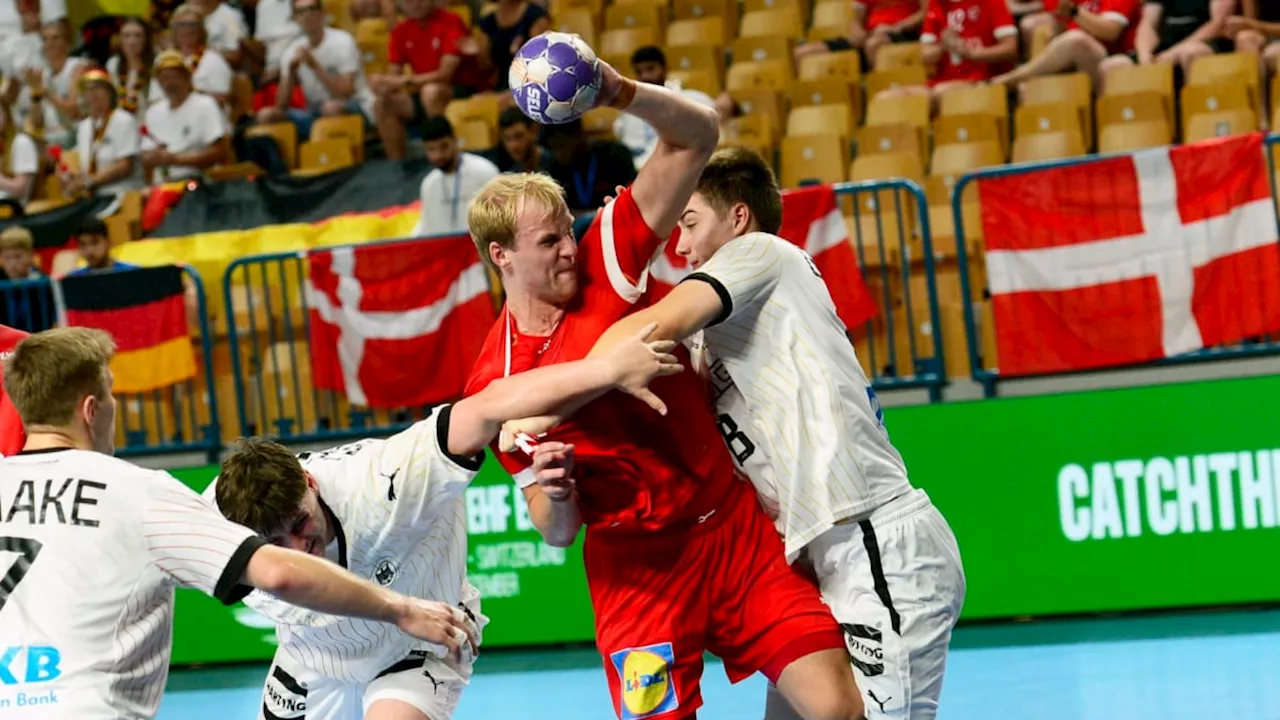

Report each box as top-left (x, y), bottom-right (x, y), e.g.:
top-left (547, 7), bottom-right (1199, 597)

top-left (1044, 0), bottom-right (1141, 53)
top-left (389, 9), bottom-right (467, 75)
top-left (0, 325), bottom-right (28, 457)
top-left (856, 0), bottom-right (922, 30)
top-left (920, 0), bottom-right (1017, 84)
top-left (464, 189), bottom-right (740, 533)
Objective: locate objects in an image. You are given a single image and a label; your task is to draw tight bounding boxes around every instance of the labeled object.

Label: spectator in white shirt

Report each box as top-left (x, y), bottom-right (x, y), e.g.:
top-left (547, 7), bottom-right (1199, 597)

top-left (19, 19), bottom-right (87, 148)
top-left (0, 0), bottom-right (41, 106)
top-left (412, 116), bottom-right (499, 237)
top-left (256, 0), bottom-right (371, 136)
top-left (612, 46), bottom-right (716, 170)
top-left (0, 103), bottom-right (39, 206)
top-left (62, 68), bottom-right (145, 198)
top-left (251, 0), bottom-right (303, 75)
top-left (0, 0), bottom-right (62, 42)
top-left (193, 0), bottom-right (249, 68)
top-left (141, 49), bottom-right (229, 182)
top-left (105, 17), bottom-right (161, 121)
top-left (169, 3), bottom-right (235, 106)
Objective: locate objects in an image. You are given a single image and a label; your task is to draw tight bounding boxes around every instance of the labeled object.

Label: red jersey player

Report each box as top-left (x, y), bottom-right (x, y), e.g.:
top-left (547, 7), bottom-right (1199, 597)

top-left (0, 324), bottom-right (28, 456)
top-left (990, 0), bottom-right (1140, 89)
top-left (465, 59), bottom-right (862, 720)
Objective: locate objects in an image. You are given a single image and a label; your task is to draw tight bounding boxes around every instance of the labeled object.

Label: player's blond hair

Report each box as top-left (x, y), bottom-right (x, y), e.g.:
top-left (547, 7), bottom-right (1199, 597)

top-left (0, 226), bottom-right (34, 253)
top-left (468, 172), bottom-right (566, 269)
top-left (3, 327), bottom-right (115, 427)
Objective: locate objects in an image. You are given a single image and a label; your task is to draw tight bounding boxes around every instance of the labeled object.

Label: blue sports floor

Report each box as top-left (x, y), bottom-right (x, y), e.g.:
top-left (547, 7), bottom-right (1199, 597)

top-left (160, 608), bottom-right (1280, 720)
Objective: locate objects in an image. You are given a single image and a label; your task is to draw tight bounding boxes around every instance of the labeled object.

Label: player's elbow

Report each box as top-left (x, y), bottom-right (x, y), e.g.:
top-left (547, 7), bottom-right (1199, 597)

top-left (243, 545), bottom-right (303, 596)
top-left (540, 524), bottom-right (580, 548)
top-left (687, 103), bottom-right (720, 157)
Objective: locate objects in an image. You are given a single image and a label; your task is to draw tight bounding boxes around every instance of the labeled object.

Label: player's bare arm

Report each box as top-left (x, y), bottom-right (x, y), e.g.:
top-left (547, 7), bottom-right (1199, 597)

top-left (240, 543), bottom-right (479, 661)
top-left (449, 323), bottom-right (680, 457)
top-left (522, 440), bottom-right (582, 547)
top-left (597, 61), bottom-right (719, 239)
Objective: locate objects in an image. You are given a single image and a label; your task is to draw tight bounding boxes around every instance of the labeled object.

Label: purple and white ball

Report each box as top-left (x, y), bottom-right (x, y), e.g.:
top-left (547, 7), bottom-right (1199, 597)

top-left (508, 32), bottom-right (602, 125)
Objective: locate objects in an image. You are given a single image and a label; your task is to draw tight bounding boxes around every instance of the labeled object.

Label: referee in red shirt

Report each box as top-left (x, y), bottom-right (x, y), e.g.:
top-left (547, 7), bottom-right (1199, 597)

top-left (0, 324), bottom-right (29, 456)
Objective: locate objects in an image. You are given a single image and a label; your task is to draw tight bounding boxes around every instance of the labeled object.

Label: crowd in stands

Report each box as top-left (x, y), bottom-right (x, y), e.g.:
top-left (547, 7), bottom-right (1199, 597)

top-left (0, 0), bottom-right (1278, 320)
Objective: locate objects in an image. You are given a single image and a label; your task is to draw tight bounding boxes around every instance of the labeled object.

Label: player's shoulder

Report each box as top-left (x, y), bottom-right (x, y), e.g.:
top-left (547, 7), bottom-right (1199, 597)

top-left (463, 312), bottom-right (508, 395)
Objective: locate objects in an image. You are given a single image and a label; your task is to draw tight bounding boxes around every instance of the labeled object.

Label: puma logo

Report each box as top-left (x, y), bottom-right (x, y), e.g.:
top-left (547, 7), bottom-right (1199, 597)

top-left (381, 468), bottom-right (399, 501)
top-left (867, 689), bottom-right (891, 713)
top-left (422, 668), bottom-right (442, 693)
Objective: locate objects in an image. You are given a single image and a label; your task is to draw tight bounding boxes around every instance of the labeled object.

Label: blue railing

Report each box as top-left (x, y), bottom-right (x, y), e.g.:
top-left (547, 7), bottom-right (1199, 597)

top-left (0, 266), bottom-right (221, 460)
top-left (952, 134), bottom-right (1280, 398)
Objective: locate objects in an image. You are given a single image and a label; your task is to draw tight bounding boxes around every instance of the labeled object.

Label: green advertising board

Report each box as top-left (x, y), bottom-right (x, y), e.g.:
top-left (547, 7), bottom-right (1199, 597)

top-left (169, 372), bottom-right (1280, 665)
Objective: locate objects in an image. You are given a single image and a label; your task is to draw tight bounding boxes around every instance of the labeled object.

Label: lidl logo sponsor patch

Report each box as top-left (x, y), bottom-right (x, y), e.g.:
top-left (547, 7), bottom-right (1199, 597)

top-left (610, 642), bottom-right (678, 720)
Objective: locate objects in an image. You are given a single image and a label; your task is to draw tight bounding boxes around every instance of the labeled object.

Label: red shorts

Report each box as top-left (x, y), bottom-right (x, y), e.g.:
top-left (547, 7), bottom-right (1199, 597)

top-left (585, 481), bottom-right (844, 720)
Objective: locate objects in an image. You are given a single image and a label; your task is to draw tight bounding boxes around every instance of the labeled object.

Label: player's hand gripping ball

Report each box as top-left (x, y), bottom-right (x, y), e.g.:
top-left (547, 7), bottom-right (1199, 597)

top-left (508, 32), bottom-right (602, 124)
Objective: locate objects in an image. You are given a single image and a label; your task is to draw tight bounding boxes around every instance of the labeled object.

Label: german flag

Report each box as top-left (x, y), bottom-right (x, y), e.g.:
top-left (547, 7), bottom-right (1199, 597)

top-left (61, 265), bottom-right (196, 394)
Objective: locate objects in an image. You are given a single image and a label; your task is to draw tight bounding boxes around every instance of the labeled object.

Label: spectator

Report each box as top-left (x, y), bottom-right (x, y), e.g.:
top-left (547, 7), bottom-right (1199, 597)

top-left (63, 69), bottom-right (145, 198)
top-left (412, 116), bottom-right (500, 236)
top-left (477, 0), bottom-right (550, 92)
top-left (371, 0), bottom-right (470, 160)
top-left (67, 216), bottom-right (139, 275)
top-left (991, 0), bottom-right (1141, 92)
top-left (794, 0), bottom-right (925, 70)
top-left (1100, 0), bottom-right (1232, 77)
top-left (257, 0), bottom-right (371, 136)
top-left (0, 225), bottom-right (56, 333)
top-left (539, 118), bottom-right (637, 214)
top-left (169, 3), bottom-right (235, 106)
top-left (105, 17), bottom-right (160, 119)
top-left (485, 106), bottom-right (545, 173)
top-left (0, 0), bottom-right (42, 106)
top-left (0, 0), bottom-right (63, 42)
top-left (881, 0), bottom-right (1018, 110)
top-left (1228, 0), bottom-right (1280, 84)
top-left (141, 49), bottom-right (229, 182)
top-left (0, 227), bottom-right (39, 282)
top-left (193, 0), bottom-right (250, 68)
top-left (249, 0), bottom-right (302, 79)
top-left (616, 47), bottom-right (717, 170)
top-left (0, 103), bottom-right (39, 206)
top-left (20, 19), bottom-right (88, 148)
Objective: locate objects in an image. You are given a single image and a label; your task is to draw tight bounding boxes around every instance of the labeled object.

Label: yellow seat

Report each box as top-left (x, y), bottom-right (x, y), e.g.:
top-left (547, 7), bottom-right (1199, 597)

top-left (605, 1), bottom-right (666, 32)
top-left (673, 0), bottom-right (737, 25)
top-left (798, 49), bottom-right (861, 83)
top-left (938, 83), bottom-right (1009, 119)
top-left (553, 8), bottom-right (597, 46)
top-left (245, 122), bottom-right (298, 170)
top-left (856, 124), bottom-right (923, 165)
top-left (850, 149), bottom-right (924, 183)
top-left (787, 103), bottom-right (852, 139)
top-left (727, 89), bottom-right (786, 140)
top-left (1011, 132), bottom-right (1085, 163)
top-left (930, 140), bottom-right (1003, 180)
top-left (1102, 63), bottom-right (1174, 120)
top-left (721, 113), bottom-right (775, 158)
top-left (1016, 102), bottom-right (1084, 138)
top-left (780, 134), bottom-right (849, 188)
top-left (809, 0), bottom-right (854, 41)
top-left (875, 42), bottom-right (924, 70)
top-left (445, 2), bottom-right (471, 25)
top-left (599, 27), bottom-right (661, 59)
top-left (726, 59), bottom-right (792, 91)
top-left (1096, 91), bottom-right (1169, 130)
top-left (1097, 120), bottom-right (1172, 153)
top-left (1021, 72), bottom-right (1093, 148)
top-left (309, 113), bottom-right (365, 163)
top-left (665, 44), bottom-right (725, 81)
top-left (933, 114), bottom-right (1004, 158)
top-left (666, 17), bottom-right (728, 47)
top-left (740, 7), bottom-right (804, 39)
top-left (582, 107), bottom-right (620, 139)
top-left (1180, 82), bottom-right (1252, 137)
top-left (453, 117), bottom-right (495, 150)
top-left (1187, 52), bottom-right (1260, 89)
top-left (866, 93), bottom-right (930, 130)
top-left (865, 66), bottom-right (928, 98)
top-left (1184, 109), bottom-right (1259, 143)
top-left (297, 139), bottom-right (355, 174)
top-left (733, 35), bottom-right (794, 66)
top-left (668, 68), bottom-right (720, 95)
top-left (355, 18), bottom-right (388, 45)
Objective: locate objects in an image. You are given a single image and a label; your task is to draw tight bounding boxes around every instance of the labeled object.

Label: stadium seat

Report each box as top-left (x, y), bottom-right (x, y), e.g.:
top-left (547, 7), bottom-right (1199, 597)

top-left (742, 0), bottom-right (808, 18)
top-left (666, 17), bottom-right (728, 47)
top-left (1095, 92), bottom-right (1168, 132)
top-left (931, 141), bottom-right (1004, 177)
top-left (445, 2), bottom-right (471, 25)
top-left (1187, 52), bottom-right (1260, 96)
top-left (1011, 131), bottom-right (1085, 163)
top-left (1021, 73), bottom-right (1093, 148)
top-left (1015, 102), bottom-right (1084, 139)
top-left (787, 103), bottom-right (853, 139)
top-left (246, 122), bottom-right (298, 170)
top-left (1028, 21), bottom-right (1054, 59)
top-left (453, 118), bottom-right (495, 151)
top-left (1180, 82), bottom-right (1252, 138)
top-left (600, 27), bottom-right (662, 59)
top-left (809, 0), bottom-right (853, 40)
top-left (864, 66), bottom-right (928, 98)
top-left (866, 92), bottom-right (930, 138)
top-left (790, 77), bottom-right (858, 122)
top-left (875, 42), bottom-right (924, 69)
top-left (850, 150), bottom-right (924, 183)
top-left (322, 0), bottom-right (353, 31)
top-left (665, 44), bottom-right (725, 78)
top-left (780, 134), bottom-right (849, 188)
top-left (856, 124), bottom-right (924, 166)
top-left (582, 107), bottom-right (620, 140)
top-left (733, 35), bottom-right (794, 66)
top-left (1102, 64), bottom-right (1174, 120)
top-left (1097, 120), bottom-right (1172, 153)
top-left (726, 59), bottom-right (791, 91)
top-left (933, 114), bottom-right (1005, 158)
top-left (1184, 109), bottom-right (1259, 143)
top-left (673, 0), bottom-right (737, 26)
top-left (720, 114), bottom-right (775, 158)
top-left (358, 36), bottom-right (388, 76)
top-left (605, 2), bottom-right (666, 32)
top-left (739, 7), bottom-right (804, 39)
top-left (550, 0), bottom-right (602, 15)
top-left (668, 68), bottom-right (720, 94)
top-left (298, 139), bottom-right (355, 175)
top-left (354, 17), bottom-right (388, 46)
top-left (728, 89), bottom-right (787, 140)
top-left (311, 113), bottom-right (366, 163)
top-left (939, 83), bottom-right (1010, 120)
top-left (553, 8), bottom-right (598, 46)
top-left (848, 150), bottom-right (925, 261)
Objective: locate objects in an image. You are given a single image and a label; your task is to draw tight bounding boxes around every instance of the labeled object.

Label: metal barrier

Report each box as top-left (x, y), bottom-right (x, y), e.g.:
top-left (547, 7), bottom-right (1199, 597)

top-left (952, 134), bottom-right (1280, 399)
top-left (0, 266), bottom-right (222, 460)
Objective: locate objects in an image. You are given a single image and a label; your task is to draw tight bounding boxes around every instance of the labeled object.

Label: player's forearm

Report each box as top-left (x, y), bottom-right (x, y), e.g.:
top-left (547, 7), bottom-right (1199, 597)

top-left (524, 488), bottom-right (582, 547)
top-left (244, 544), bottom-right (407, 625)
top-left (622, 81), bottom-right (719, 154)
top-left (586, 282), bottom-right (723, 359)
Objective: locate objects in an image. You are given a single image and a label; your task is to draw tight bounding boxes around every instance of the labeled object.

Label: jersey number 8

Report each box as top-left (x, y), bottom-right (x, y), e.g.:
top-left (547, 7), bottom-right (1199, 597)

top-left (717, 413), bottom-right (756, 464)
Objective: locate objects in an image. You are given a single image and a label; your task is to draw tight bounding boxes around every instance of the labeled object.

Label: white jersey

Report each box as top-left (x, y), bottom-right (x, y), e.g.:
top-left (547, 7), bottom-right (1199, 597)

top-left (0, 448), bottom-right (262, 719)
top-left (686, 232), bottom-right (913, 561)
top-left (204, 404), bottom-right (484, 685)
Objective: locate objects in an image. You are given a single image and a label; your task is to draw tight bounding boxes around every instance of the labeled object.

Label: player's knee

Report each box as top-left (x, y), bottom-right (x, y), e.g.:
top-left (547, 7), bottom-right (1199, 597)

top-left (1235, 30), bottom-right (1266, 54)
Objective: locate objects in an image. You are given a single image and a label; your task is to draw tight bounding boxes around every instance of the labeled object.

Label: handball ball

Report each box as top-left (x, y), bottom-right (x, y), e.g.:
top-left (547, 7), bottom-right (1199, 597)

top-left (508, 32), bottom-right (602, 125)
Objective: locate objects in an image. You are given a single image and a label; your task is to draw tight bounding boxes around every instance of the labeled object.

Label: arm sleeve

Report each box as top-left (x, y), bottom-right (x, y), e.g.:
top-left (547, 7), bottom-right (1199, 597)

top-left (388, 26), bottom-right (406, 65)
top-left (920, 6), bottom-right (943, 42)
top-left (113, 112), bottom-right (141, 158)
top-left (683, 233), bottom-right (787, 326)
top-left (336, 34), bottom-right (362, 74)
top-left (199, 96), bottom-right (230, 145)
top-left (580, 186), bottom-right (665, 306)
top-left (142, 473), bottom-right (266, 605)
top-left (990, 0), bottom-right (1017, 35)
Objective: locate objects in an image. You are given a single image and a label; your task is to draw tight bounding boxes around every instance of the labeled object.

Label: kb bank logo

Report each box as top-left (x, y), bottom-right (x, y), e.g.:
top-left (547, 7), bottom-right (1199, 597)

top-left (0, 646), bottom-right (61, 685)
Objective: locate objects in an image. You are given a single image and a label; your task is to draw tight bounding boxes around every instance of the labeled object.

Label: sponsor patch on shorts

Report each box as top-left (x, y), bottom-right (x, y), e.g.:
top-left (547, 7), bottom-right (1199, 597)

top-left (841, 623), bottom-right (886, 677)
top-left (263, 665), bottom-right (307, 719)
top-left (609, 642), bottom-right (679, 720)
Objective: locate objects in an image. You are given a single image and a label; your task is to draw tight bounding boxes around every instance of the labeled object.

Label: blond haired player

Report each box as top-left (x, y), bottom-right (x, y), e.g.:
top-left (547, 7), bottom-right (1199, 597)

top-left (512, 147), bottom-right (967, 719)
top-left (0, 328), bottom-right (480, 720)
top-left (203, 325), bottom-right (682, 720)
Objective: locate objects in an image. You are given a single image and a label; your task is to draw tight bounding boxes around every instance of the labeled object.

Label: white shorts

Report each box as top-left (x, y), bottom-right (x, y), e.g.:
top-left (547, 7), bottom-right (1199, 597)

top-left (259, 648), bottom-right (473, 720)
top-left (766, 489), bottom-right (966, 720)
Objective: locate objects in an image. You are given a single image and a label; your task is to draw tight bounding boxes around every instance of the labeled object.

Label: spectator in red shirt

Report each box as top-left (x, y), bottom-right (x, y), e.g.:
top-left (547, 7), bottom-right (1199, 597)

top-left (991, 0), bottom-right (1140, 92)
top-left (0, 324), bottom-right (28, 457)
top-left (879, 0), bottom-right (1018, 109)
top-left (793, 0), bottom-right (925, 71)
top-left (370, 0), bottom-right (473, 160)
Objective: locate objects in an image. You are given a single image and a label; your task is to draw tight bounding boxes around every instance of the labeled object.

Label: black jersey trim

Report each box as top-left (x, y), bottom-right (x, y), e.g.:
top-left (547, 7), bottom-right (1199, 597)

top-left (683, 272), bottom-right (733, 327)
top-left (213, 535), bottom-right (267, 605)
top-left (437, 404), bottom-right (485, 472)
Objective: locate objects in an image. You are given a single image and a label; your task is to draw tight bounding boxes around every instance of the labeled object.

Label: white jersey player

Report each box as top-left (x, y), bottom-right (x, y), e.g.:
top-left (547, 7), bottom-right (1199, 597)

top-left (519, 148), bottom-right (967, 719)
top-left (203, 324), bottom-right (684, 720)
top-left (0, 328), bottom-right (483, 720)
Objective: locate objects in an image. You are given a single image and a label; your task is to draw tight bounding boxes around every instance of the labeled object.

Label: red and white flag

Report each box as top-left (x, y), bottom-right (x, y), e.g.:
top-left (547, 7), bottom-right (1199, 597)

top-left (306, 235), bottom-right (496, 407)
top-left (980, 132), bottom-right (1280, 376)
top-left (648, 184), bottom-right (879, 329)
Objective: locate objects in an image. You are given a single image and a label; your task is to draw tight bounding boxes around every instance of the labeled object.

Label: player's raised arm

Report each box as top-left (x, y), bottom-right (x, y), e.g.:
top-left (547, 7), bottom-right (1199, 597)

top-left (447, 323), bottom-right (681, 458)
top-left (596, 60), bottom-right (719, 242)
